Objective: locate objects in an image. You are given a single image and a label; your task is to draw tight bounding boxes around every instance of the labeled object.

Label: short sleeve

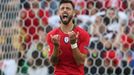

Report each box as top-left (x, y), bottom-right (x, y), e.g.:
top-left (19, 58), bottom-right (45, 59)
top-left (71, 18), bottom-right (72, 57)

top-left (78, 32), bottom-right (90, 55)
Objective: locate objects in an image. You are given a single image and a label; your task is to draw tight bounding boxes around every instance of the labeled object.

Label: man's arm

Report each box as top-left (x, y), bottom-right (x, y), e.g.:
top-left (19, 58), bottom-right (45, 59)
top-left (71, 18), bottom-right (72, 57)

top-left (49, 34), bottom-right (60, 65)
top-left (50, 46), bottom-right (59, 65)
top-left (68, 31), bottom-right (88, 65)
top-left (72, 47), bottom-right (87, 65)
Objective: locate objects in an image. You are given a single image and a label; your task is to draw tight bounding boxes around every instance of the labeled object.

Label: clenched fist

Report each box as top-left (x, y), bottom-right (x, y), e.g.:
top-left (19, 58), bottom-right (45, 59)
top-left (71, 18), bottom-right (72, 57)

top-left (68, 31), bottom-right (79, 44)
top-left (51, 34), bottom-right (60, 47)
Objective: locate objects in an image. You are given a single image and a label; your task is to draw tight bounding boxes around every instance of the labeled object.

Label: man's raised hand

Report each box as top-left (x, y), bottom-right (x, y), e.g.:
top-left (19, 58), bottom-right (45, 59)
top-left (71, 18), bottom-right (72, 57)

top-left (68, 31), bottom-right (79, 44)
top-left (51, 34), bottom-right (60, 47)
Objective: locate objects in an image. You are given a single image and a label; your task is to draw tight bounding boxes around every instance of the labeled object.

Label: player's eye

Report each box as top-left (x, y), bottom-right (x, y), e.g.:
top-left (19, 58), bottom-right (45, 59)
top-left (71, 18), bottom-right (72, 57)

top-left (60, 7), bottom-right (64, 10)
top-left (66, 7), bottom-right (71, 10)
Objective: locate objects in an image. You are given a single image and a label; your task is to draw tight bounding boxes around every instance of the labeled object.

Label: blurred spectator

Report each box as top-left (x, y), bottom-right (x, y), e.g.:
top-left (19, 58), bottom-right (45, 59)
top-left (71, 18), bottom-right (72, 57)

top-left (19, 0), bottom-right (51, 75)
top-left (90, 16), bottom-right (104, 38)
top-left (104, 0), bottom-right (122, 9)
top-left (128, 1), bottom-right (134, 20)
top-left (76, 15), bottom-right (92, 31)
top-left (87, 1), bottom-right (94, 10)
top-left (130, 0), bottom-right (134, 10)
top-left (0, 21), bottom-right (20, 75)
top-left (0, 0), bottom-right (20, 75)
top-left (102, 7), bottom-right (127, 42)
top-left (48, 15), bottom-right (60, 29)
top-left (121, 20), bottom-right (134, 52)
top-left (26, 26), bottom-right (49, 75)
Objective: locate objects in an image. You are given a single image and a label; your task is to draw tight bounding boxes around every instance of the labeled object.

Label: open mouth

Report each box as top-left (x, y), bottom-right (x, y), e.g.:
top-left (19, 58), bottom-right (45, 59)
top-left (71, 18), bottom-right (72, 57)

top-left (62, 14), bottom-right (68, 20)
top-left (60, 13), bottom-right (72, 25)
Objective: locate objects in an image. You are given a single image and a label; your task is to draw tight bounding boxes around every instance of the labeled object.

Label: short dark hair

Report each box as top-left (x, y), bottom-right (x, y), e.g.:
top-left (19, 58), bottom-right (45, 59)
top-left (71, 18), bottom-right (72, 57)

top-left (59, 0), bottom-right (75, 9)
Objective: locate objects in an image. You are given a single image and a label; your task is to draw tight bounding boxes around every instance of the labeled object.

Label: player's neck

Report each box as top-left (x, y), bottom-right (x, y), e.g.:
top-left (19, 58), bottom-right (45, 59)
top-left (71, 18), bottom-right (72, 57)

top-left (60, 22), bottom-right (74, 34)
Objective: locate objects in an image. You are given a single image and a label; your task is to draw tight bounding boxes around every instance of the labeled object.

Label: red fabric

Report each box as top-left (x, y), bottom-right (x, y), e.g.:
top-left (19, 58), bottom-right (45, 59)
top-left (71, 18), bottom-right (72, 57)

top-left (21, 8), bottom-right (48, 45)
top-left (78, 1), bottom-right (85, 9)
top-left (24, 18), bottom-right (31, 27)
top-left (112, 58), bottom-right (119, 67)
top-left (29, 26), bottom-right (36, 35)
top-left (121, 34), bottom-right (134, 44)
top-left (29, 9), bottom-right (35, 18)
top-left (45, 10), bottom-right (52, 17)
top-left (121, 34), bottom-right (134, 48)
top-left (46, 26), bottom-right (90, 75)
top-left (24, 34), bottom-right (31, 43)
top-left (33, 18), bottom-right (39, 26)
top-left (104, 0), bottom-right (122, 9)
top-left (108, 50), bottom-right (116, 59)
top-left (33, 34), bottom-right (39, 40)
top-left (42, 17), bottom-right (48, 25)
top-left (38, 9), bottom-right (44, 18)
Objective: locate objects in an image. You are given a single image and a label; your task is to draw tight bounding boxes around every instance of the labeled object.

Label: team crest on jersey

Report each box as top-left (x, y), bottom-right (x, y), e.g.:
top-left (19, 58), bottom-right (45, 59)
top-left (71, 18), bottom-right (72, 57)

top-left (64, 37), bottom-right (69, 43)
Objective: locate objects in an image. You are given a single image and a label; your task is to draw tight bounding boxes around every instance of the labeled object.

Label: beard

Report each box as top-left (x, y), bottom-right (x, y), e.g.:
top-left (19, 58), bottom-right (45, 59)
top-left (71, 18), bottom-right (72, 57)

top-left (60, 15), bottom-right (73, 25)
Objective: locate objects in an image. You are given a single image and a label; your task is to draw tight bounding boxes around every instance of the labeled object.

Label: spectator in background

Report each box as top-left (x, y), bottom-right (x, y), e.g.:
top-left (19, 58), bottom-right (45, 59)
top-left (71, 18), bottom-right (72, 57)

top-left (102, 7), bottom-right (128, 46)
top-left (0, 0), bottom-right (20, 75)
top-left (121, 20), bottom-right (134, 52)
top-left (48, 15), bottom-right (60, 29)
top-left (0, 21), bottom-right (20, 75)
top-left (90, 16), bottom-right (105, 42)
top-left (25, 26), bottom-right (49, 75)
top-left (128, 0), bottom-right (134, 20)
top-left (118, 19), bottom-right (134, 65)
top-left (19, 0), bottom-right (52, 74)
top-left (76, 15), bottom-right (92, 31)
top-left (20, 0), bottom-right (49, 46)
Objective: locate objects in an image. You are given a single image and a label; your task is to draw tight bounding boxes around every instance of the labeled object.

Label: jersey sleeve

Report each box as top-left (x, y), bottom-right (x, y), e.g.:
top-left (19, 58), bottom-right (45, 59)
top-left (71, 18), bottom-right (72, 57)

top-left (78, 31), bottom-right (90, 55)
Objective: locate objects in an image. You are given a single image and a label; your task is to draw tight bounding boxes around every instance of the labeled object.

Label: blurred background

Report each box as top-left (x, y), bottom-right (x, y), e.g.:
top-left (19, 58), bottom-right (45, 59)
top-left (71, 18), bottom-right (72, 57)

top-left (0, 0), bottom-right (134, 75)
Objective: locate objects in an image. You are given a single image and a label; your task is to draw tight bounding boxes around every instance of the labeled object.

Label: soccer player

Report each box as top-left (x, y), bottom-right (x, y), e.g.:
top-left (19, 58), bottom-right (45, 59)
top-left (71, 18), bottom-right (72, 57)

top-left (46, 0), bottom-right (90, 75)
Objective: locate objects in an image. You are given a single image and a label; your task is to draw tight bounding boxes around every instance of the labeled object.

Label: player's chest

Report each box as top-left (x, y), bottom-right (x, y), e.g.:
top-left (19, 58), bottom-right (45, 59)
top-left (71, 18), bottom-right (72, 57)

top-left (60, 34), bottom-right (70, 46)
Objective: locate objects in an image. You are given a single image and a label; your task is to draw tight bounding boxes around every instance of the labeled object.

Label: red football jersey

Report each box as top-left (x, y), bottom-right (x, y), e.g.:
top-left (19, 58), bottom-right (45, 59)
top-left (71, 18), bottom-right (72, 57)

top-left (46, 26), bottom-right (90, 75)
